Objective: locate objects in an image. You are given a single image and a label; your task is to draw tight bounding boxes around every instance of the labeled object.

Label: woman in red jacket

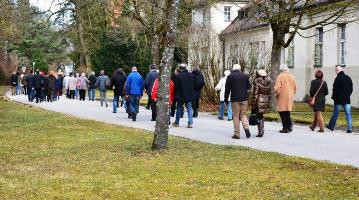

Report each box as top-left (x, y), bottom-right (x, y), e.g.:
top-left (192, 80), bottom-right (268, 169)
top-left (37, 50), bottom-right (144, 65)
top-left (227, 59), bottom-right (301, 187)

top-left (151, 78), bottom-right (175, 121)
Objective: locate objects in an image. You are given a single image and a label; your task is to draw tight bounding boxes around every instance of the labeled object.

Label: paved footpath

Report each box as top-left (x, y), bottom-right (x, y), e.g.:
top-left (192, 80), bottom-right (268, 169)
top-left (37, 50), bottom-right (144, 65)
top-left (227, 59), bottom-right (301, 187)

top-left (7, 94), bottom-right (359, 168)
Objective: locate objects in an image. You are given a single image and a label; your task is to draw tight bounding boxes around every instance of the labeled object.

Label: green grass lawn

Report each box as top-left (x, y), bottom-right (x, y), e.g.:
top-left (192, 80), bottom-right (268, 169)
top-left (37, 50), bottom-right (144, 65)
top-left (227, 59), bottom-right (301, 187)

top-left (0, 88), bottom-right (359, 199)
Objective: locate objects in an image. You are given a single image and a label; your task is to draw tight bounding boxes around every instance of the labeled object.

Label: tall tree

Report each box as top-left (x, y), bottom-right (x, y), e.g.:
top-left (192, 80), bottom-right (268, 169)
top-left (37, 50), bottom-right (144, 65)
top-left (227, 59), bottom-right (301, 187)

top-left (250, 0), bottom-right (356, 108)
top-left (152, 0), bottom-right (181, 150)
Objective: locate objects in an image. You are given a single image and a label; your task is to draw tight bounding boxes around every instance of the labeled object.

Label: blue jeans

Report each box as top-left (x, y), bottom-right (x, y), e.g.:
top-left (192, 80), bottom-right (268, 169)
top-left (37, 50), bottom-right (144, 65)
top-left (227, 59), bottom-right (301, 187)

top-left (27, 88), bottom-right (34, 101)
top-left (219, 101), bottom-right (232, 120)
top-left (75, 89), bottom-right (79, 99)
top-left (88, 88), bottom-right (95, 101)
top-left (328, 104), bottom-right (352, 131)
top-left (16, 85), bottom-right (21, 95)
top-left (129, 95), bottom-right (140, 116)
top-left (175, 101), bottom-right (193, 125)
top-left (113, 95), bottom-right (119, 113)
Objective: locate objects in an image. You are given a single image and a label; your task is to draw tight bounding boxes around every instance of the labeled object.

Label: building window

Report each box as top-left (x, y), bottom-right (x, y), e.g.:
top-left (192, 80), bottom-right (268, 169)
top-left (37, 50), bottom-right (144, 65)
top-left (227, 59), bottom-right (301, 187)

top-left (224, 6), bottom-right (231, 21)
top-left (314, 27), bottom-right (323, 67)
top-left (287, 41), bottom-right (295, 68)
top-left (338, 24), bottom-right (346, 66)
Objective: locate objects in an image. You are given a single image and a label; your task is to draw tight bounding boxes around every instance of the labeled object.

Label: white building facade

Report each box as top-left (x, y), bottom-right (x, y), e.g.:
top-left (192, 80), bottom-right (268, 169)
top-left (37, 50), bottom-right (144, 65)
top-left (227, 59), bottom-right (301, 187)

top-left (219, 6), bottom-right (359, 107)
top-left (188, 1), bottom-right (248, 73)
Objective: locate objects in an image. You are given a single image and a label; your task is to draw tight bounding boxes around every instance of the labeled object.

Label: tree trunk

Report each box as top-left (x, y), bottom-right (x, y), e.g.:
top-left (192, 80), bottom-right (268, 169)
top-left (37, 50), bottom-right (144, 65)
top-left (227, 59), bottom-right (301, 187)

top-left (269, 38), bottom-right (282, 111)
top-left (78, 17), bottom-right (91, 71)
top-left (151, 33), bottom-right (160, 66)
top-left (152, 0), bottom-right (180, 150)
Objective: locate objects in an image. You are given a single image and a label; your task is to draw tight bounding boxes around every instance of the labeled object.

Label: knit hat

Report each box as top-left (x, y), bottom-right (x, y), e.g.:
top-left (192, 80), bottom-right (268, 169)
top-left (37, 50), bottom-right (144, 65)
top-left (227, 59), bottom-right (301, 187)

top-left (279, 64), bottom-right (289, 72)
top-left (232, 64), bottom-right (241, 70)
top-left (224, 70), bottom-right (231, 77)
top-left (257, 69), bottom-right (267, 77)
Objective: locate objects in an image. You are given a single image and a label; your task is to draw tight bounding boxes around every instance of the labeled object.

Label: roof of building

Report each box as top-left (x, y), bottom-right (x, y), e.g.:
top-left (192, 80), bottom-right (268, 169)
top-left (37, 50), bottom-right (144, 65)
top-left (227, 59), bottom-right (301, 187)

top-left (219, 13), bottom-right (268, 36)
top-left (219, 0), bottom-right (345, 37)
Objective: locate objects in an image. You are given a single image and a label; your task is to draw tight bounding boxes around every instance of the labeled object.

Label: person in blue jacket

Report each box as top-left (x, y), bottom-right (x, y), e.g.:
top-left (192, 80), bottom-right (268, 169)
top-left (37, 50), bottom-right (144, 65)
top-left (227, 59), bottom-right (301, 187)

top-left (125, 66), bottom-right (144, 121)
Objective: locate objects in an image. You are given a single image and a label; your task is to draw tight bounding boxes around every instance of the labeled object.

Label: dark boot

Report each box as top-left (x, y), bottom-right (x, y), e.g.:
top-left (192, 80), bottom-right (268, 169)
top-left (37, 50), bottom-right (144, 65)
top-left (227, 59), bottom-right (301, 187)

top-left (244, 129), bottom-right (251, 138)
top-left (256, 120), bottom-right (264, 137)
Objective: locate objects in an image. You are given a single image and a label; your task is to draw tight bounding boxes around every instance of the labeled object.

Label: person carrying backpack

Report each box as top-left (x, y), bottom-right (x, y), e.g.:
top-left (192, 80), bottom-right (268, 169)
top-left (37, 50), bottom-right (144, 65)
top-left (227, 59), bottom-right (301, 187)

top-left (191, 65), bottom-right (205, 118)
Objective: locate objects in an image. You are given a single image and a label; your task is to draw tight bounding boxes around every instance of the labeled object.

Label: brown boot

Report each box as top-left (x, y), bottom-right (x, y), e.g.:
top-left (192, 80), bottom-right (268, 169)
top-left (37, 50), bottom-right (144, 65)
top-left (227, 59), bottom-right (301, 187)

top-left (232, 134), bottom-right (240, 139)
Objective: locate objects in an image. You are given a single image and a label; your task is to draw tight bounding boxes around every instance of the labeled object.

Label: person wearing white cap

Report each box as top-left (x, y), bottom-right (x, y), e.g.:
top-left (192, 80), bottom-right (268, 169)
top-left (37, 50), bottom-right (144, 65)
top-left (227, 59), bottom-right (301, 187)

top-left (215, 70), bottom-right (232, 121)
top-left (274, 63), bottom-right (297, 133)
top-left (250, 69), bottom-right (271, 137)
top-left (225, 64), bottom-right (251, 139)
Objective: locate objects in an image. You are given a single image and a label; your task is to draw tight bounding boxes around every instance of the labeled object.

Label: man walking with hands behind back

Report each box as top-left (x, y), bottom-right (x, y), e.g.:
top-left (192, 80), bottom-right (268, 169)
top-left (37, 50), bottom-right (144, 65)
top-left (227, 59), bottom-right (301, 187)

top-left (96, 70), bottom-right (111, 107)
top-left (225, 64), bottom-right (251, 139)
top-left (126, 67), bottom-right (144, 121)
top-left (326, 65), bottom-right (353, 133)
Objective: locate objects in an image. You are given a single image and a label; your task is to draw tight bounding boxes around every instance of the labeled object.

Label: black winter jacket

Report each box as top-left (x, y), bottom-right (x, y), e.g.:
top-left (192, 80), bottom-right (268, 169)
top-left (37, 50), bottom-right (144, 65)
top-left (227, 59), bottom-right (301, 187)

top-left (88, 75), bottom-right (97, 89)
top-left (225, 70), bottom-right (251, 102)
top-left (33, 74), bottom-right (44, 89)
top-left (332, 71), bottom-right (353, 105)
top-left (174, 69), bottom-right (195, 102)
top-left (191, 70), bottom-right (205, 98)
top-left (47, 75), bottom-right (56, 91)
top-left (26, 74), bottom-right (34, 88)
top-left (111, 72), bottom-right (126, 97)
top-left (10, 74), bottom-right (18, 86)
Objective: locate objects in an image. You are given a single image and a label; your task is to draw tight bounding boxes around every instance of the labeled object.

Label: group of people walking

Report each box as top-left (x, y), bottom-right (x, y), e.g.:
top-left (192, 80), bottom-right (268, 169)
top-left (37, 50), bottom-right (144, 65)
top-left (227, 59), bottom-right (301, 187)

top-left (11, 70), bottom-right (64, 103)
top-left (219, 63), bottom-right (353, 139)
top-left (11, 62), bottom-right (354, 138)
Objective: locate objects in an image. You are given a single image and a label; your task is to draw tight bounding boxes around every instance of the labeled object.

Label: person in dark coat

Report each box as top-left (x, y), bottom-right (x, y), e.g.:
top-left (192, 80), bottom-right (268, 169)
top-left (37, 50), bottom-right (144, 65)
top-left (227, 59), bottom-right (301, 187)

top-left (173, 63), bottom-right (195, 128)
top-left (251, 69), bottom-right (271, 137)
top-left (170, 67), bottom-right (180, 117)
top-left (144, 64), bottom-right (159, 111)
top-left (191, 66), bottom-right (205, 118)
top-left (225, 64), bottom-right (251, 139)
top-left (309, 70), bottom-right (328, 132)
top-left (46, 71), bottom-right (56, 102)
top-left (144, 64), bottom-right (159, 120)
top-left (111, 68), bottom-right (127, 113)
top-left (326, 65), bottom-right (353, 133)
top-left (33, 70), bottom-right (43, 103)
top-left (10, 71), bottom-right (18, 96)
top-left (55, 72), bottom-right (64, 100)
top-left (88, 71), bottom-right (97, 101)
top-left (26, 70), bottom-right (34, 101)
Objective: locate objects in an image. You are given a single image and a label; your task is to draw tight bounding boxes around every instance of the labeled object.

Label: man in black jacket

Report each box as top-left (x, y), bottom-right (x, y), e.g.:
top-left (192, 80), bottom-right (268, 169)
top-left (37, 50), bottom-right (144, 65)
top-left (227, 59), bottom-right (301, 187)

top-left (32, 70), bottom-right (43, 103)
top-left (225, 64), bottom-right (251, 139)
top-left (88, 71), bottom-right (97, 101)
top-left (191, 66), bottom-right (205, 118)
top-left (326, 65), bottom-right (353, 133)
top-left (10, 71), bottom-right (18, 96)
top-left (173, 63), bottom-right (195, 128)
top-left (111, 68), bottom-right (126, 113)
top-left (26, 70), bottom-right (34, 101)
top-left (144, 64), bottom-right (159, 120)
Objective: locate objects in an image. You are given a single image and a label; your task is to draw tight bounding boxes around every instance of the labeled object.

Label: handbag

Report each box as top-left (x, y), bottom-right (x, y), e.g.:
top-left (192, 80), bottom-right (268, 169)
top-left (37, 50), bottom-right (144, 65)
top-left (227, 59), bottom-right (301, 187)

top-left (249, 109), bottom-right (260, 126)
top-left (308, 81), bottom-right (324, 108)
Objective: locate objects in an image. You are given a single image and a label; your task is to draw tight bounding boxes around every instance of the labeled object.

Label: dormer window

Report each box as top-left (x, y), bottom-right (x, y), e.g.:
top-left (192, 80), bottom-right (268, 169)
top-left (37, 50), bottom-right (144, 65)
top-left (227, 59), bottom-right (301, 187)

top-left (224, 6), bottom-right (231, 21)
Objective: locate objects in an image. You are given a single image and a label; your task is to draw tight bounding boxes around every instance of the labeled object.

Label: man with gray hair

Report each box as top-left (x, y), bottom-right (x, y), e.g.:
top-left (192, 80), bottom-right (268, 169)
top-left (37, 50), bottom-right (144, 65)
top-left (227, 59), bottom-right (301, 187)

top-left (326, 65), bottom-right (353, 133)
top-left (225, 64), bottom-right (251, 139)
top-left (125, 66), bottom-right (144, 121)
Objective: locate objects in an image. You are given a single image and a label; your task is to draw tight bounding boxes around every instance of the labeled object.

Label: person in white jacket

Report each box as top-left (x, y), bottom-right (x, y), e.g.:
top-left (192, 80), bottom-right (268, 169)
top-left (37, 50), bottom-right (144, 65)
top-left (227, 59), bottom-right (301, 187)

top-left (215, 70), bottom-right (232, 121)
top-left (63, 75), bottom-right (70, 98)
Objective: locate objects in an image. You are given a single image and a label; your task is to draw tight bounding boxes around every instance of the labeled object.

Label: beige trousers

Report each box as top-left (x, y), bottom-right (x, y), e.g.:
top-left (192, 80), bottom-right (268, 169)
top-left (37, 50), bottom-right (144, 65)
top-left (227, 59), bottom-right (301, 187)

top-left (232, 101), bottom-right (249, 136)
